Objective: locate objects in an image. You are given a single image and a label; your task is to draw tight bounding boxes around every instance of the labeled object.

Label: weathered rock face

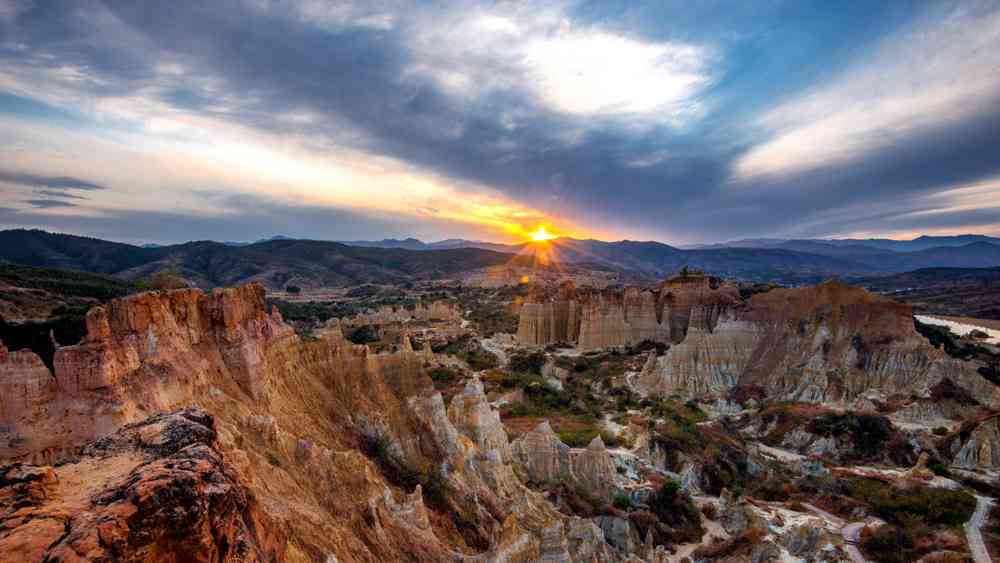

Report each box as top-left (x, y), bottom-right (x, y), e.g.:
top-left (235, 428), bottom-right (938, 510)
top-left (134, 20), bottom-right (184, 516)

top-left (0, 284), bottom-right (621, 562)
top-left (0, 407), bottom-right (285, 563)
top-left (2, 284), bottom-right (296, 463)
top-left (517, 274), bottom-right (740, 350)
top-left (511, 422), bottom-right (619, 501)
top-left (448, 378), bottom-right (512, 463)
top-left (354, 300), bottom-right (462, 324)
top-left (952, 416), bottom-right (1000, 471)
top-left (0, 343), bottom-right (56, 432)
top-left (636, 281), bottom-right (1000, 408)
top-left (637, 314), bottom-right (762, 397)
top-left (511, 421), bottom-right (575, 484)
top-left (516, 281), bottom-right (581, 346)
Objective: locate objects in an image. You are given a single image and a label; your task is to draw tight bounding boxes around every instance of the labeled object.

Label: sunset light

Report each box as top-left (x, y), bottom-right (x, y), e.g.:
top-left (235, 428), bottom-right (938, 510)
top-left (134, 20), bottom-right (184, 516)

top-left (528, 226), bottom-right (557, 242)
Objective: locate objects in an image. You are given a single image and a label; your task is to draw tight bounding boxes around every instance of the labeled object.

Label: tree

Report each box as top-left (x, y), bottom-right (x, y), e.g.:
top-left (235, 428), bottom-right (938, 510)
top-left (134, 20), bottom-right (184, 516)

top-left (286, 285), bottom-right (301, 294)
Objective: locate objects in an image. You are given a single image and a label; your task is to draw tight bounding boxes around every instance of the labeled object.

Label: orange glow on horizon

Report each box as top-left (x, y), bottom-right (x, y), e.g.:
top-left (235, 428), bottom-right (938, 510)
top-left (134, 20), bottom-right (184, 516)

top-left (528, 225), bottom-right (558, 242)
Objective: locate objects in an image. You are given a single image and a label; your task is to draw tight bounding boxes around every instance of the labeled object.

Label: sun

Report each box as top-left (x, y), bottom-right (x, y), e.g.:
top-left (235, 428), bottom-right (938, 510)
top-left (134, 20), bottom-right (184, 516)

top-left (528, 226), bottom-right (557, 242)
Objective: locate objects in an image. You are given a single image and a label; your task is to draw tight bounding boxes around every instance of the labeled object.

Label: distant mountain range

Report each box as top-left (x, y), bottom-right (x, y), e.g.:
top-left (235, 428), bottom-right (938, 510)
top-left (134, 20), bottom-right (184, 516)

top-left (686, 234), bottom-right (1000, 252)
top-left (0, 229), bottom-right (521, 289)
top-left (2, 229), bottom-right (999, 289)
top-left (337, 234), bottom-right (1000, 279)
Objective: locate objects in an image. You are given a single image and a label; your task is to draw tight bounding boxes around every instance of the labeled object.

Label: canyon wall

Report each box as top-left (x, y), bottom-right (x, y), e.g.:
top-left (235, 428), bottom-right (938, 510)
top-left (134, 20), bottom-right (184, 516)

top-left (516, 274), bottom-right (739, 350)
top-left (636, 281), bottom-right (1000, 407)
top-left (0, 284), bottom-right (620, 562)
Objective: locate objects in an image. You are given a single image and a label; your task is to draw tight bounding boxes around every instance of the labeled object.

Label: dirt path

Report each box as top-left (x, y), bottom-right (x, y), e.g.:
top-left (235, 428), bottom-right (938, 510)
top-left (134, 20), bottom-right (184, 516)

top-left (803, 504), bottom-right (869, 563)
top-left (966, 495), bottom-right (994, 563)
top-left (841, 522), bottom-right (868, 563)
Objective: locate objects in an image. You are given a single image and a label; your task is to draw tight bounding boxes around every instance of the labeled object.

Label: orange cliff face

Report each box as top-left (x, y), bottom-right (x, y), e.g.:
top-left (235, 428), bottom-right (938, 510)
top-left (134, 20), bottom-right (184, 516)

top-left (0, 284), bottom-right (621, 562)
top-left (1, 284), bottom-right (298, 463)
top-left (636, 280), bottom-right (1000, 406)
top-left (516, 273), bottom-right (739, 350)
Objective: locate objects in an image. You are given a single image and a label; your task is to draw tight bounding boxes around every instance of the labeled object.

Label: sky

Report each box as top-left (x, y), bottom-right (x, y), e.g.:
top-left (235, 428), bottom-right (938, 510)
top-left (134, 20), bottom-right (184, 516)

top-left (1, 0), bottom-right (1000, 246)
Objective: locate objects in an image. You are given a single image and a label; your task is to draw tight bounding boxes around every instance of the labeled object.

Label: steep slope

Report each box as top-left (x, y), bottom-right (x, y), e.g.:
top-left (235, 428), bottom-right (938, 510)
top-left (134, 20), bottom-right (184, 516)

top-left (0, 229), bottom-right (156, 273)
top-left (0, 407), bottom-right (285, 562)
top-left (0, 284), bottom-right (620, 562)
top-left (634, 281), bottom-right (1000, 406)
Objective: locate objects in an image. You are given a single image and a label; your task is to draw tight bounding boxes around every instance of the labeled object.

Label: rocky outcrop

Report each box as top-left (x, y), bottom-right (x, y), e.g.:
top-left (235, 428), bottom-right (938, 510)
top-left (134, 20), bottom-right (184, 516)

top-left (352, 300), bottom-right (462, 324)
top-left (1, 284), bottom-right (299, 464)
top-left (953, 416), bottom-right (1000, 471)
top-left (0, 407), bottom-right (284, 562)
top-left (636, 281), bottom-right (1000, 408)
top-left (517, 274), bottom-right (740, 350)
top-left (516, 281), bottom-right (581, 346)
top-left (511, 421), bottom-right (575, 484)
top-left (511, 422), bottom-right (619, 501)
top-left (0, 284), bottom-right (629, 561)
top-left (448, 378), bottom-right (512, 463)
top-left (637, 314), bottom-right (761, 397)
top-left (0, 343), bottom-right (56, 434)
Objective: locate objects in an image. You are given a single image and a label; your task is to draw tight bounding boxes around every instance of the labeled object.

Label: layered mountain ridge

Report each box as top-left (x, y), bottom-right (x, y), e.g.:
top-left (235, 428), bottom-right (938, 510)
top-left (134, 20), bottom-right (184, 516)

top-left (5, 229), bottom-right (1000, 290)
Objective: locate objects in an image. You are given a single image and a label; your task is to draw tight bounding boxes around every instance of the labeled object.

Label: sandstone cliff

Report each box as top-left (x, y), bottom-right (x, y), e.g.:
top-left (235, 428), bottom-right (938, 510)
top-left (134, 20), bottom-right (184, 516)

top-left (0, 284), bottom-right (621, 562)
top-left (952, 415), bottom-right (1000, 471)
top-left (637, 281), bottom-right (1000, 407)
top-left (511, 421), bottom-right (620, 501)
top-left (0, 407), bottom-right (285, 563)
top-left (517, 274), bottom-right (739, 350)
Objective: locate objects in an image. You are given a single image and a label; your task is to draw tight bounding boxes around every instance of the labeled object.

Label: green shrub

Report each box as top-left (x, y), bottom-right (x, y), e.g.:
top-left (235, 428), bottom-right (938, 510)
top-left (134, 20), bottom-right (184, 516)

top-left (509, 350), bottom-right (546, 374)
top-left (927, 461), bottom-right (951, 477)
top-left (850, 478), bottom-right (975, 527)
top-left (347, 325), bottom-right (380, 344)
top-left (558, 427), bottom-right (600, 447)
top-left (808, 413), bottom-right (892, 460)
top-left (428, 366), bottom-right (460, 384)
top-left (462, 346), bottom-right (499, 371)
top-left (613, 493), bottom-right (634, 510)
top-left (932, 426), bottom-right (948, 436)
top-left (860, 524), bottom-right (916, 563)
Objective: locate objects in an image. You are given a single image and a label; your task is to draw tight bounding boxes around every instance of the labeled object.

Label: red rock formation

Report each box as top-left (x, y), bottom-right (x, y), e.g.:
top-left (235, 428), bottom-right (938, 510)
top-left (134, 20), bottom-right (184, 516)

top-left (0, 407), bottom-right (284, 563)
top-left (0, 284), bottom-right (620, 561)
top-left (2, 284), bottom-right (296, 464)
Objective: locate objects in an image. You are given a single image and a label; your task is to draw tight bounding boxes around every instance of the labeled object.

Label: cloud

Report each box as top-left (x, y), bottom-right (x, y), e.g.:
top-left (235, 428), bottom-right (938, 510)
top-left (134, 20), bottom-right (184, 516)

top-left (35, 189), bottom-right (88, 200)
top-left (404, 5), bottom-right (713, 121)
top-left (0, 191), bottom-right (535, 245)
top-left (0, 1), bottom-right (998, 245)
top-left (734, 3), bottom-right (1000, 180)
top-left (25, 198), bottom-right (78, 208)
top-left (0, 170), bottom-right (109, 191)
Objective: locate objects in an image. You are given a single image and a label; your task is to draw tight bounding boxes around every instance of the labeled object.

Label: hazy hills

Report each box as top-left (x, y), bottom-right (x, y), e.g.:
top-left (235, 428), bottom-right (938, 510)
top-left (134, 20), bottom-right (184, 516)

top-left (2, 229), bottom-right (1000, 289)
top-left (0, 229), bottom-right (519, 288)
top-left (342, 234), bottom-right (1000, 279)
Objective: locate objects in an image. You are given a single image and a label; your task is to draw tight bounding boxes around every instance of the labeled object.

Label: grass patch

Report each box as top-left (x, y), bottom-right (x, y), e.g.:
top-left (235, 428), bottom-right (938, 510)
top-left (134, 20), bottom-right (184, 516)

top-left (849, 478), bottom-right (975, 528)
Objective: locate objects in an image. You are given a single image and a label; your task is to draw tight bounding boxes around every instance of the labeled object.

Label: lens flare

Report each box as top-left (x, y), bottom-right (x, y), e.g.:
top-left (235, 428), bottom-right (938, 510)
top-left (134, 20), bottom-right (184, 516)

top-left (528, 226), bottom-right (557, 242)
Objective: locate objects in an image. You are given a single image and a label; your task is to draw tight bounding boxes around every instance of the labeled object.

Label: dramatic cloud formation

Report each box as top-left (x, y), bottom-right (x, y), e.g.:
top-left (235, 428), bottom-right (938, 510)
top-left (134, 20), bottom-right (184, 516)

top-left (0, 0), bottom-right (998, 244)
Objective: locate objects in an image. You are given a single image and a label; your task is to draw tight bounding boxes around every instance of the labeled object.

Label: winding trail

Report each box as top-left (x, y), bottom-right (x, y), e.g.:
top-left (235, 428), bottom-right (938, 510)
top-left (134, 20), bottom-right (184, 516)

top-left (841, 522), bottom-right (868, 563)
top-left (802, 504), bottom-right (868, 563)
top-left (966, 495), bottom-right (994, 563)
